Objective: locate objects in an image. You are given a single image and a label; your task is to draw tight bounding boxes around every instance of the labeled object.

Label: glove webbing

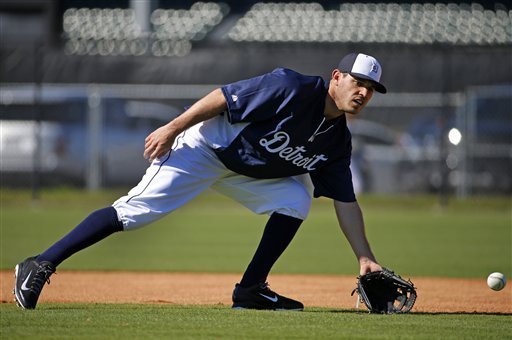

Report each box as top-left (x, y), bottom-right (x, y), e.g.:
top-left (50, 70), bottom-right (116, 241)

top-left (353, 268), bottom-right (417, 314)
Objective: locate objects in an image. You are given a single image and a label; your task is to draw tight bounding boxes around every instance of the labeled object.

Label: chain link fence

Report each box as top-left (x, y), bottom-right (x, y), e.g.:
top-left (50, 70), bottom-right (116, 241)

top-left (1, 83), bottom-right (510, 196)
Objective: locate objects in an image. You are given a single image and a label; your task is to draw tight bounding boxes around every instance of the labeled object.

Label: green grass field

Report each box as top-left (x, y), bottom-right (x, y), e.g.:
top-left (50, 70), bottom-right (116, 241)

top-left (1, 188), bottom-right (511, 338)
top-left (1, 304), bottom-right (510, 339)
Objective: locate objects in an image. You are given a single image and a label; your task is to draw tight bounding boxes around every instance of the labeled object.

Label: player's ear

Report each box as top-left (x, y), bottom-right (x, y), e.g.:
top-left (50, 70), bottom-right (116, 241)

top-left (331, 69), bottom-right (343, 86)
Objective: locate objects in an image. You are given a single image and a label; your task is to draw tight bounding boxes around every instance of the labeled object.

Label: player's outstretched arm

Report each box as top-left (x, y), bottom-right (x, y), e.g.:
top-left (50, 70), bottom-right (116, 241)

top-left (333, 200), bottom-right (382, 275)
top-left (144, 88), bottom-right (227, 161)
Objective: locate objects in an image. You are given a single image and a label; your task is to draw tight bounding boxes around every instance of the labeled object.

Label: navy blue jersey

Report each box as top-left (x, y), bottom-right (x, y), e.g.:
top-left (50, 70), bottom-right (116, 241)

top-left (217, 68), bottom-right (355, 202)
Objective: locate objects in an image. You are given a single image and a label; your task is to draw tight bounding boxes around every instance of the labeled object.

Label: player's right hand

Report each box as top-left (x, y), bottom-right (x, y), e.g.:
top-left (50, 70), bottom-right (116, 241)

top-left (143, 124), bottom-right (177, 162)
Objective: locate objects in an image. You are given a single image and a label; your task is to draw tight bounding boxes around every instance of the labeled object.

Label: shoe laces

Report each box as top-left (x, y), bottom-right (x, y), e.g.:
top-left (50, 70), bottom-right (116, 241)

top-left (30, 263), bottom-right (55, 294)
top-left (259, 282), bottom-right (273, 292)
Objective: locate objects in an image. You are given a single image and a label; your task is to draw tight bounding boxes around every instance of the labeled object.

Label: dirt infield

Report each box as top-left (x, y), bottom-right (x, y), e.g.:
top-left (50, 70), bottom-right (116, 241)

top-left (1, 271), bottom-right (510, 313)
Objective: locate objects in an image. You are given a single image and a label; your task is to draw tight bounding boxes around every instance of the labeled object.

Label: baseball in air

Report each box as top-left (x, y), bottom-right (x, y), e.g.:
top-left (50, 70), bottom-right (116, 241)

top-left (487, 272), bottom-right (506, 291)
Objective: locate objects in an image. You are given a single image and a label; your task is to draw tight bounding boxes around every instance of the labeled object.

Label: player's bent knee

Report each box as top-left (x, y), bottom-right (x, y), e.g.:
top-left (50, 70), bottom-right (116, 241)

top-left (112, 201), bottom-right (168, 231)
top-left (273, 189), bottom-right (312, 221)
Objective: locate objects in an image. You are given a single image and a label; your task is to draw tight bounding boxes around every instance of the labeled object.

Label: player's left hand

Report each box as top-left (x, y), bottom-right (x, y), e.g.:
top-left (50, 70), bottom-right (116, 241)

top-left (144, 124), bottom-right (179, 162)
top-left (359, 257), bottom-right (382, 276)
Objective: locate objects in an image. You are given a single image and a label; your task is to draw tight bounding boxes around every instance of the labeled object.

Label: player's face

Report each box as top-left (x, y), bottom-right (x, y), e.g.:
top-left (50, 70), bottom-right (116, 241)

top-left (330, 71), bottom-right (375, 115)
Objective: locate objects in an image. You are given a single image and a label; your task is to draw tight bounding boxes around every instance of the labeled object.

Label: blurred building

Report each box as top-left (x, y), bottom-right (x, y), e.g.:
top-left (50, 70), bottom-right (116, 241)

top-left (1, 0), bottom-right (511, 195)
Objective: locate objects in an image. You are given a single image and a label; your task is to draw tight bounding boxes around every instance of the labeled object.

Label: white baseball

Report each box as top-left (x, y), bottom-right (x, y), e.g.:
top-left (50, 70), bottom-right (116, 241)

top-left (487, 272), bottom-right (506, 291)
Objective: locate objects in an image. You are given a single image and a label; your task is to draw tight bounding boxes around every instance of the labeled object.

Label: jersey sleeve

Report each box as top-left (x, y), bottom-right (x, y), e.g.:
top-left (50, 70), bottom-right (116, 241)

top-left (221, 68), bottom-right (302, 123)
top-left (309, 155), bottom-right (356, 203)
top-left (311, 122), bottom-right (356, 202)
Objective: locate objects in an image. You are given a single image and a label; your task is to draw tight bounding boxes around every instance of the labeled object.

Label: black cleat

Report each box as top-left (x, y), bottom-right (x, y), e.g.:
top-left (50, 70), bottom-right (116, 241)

top-left (232, 282), bottom-right (304, 311)
top-left (14, 256), bottom-right (56, 309)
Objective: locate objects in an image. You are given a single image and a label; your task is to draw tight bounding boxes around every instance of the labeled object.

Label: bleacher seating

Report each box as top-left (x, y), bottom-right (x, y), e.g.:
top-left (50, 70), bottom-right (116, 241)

top-left (228, 2), bottom-right (511, 44)
top-left (62, 2), bottom-right (511, 57)
top-left (63, 2), bottom-right (229, 56)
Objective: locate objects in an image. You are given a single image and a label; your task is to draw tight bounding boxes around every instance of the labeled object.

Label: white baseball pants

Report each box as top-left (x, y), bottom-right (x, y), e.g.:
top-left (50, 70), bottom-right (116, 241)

top-left (112, 126), bottom-right (313, 231)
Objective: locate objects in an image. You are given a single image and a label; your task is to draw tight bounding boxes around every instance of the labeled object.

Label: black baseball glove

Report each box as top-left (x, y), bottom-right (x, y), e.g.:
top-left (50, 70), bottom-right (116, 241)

top-left (352, 268), bottom-right (417, 314)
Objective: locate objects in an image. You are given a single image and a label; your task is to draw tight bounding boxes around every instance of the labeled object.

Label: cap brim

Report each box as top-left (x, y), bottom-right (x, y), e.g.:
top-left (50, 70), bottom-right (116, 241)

top-left (350, 72), bottom-right (387, 94)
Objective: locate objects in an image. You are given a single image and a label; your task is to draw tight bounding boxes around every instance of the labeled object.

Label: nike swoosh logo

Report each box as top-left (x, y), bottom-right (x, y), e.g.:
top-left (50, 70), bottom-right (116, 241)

top-left (259, 293), bottom-right (278, 302)
top-left (21, 272), bottom-right (33, 291)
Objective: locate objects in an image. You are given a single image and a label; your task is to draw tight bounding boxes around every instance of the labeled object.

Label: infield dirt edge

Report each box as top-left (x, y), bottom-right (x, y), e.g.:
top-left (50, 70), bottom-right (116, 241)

top-left (1, 271), bottom-right (510, 313)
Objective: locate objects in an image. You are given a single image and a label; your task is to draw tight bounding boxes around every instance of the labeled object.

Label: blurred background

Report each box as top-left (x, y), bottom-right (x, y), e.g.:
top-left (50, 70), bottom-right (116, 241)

top-left (1, 0), bottom-right (511, 199)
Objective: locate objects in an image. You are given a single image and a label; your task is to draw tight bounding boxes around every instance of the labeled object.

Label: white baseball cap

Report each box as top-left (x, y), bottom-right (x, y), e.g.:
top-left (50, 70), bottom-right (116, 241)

top-left (338, 53), bottom-right (387, 93)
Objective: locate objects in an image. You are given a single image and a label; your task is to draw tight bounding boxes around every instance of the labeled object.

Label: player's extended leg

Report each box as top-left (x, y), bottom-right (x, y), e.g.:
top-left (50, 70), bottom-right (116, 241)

top-left (14, 132), bottom-right (227, 309)
top-left (13, 207), bottom-right (122, 309)
top-left (38, 207), bottom-right (123, 267)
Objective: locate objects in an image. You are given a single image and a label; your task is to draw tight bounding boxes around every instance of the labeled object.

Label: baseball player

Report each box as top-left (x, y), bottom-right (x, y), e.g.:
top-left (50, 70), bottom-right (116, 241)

top-left (14, 52), bottom-right (385, 310)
